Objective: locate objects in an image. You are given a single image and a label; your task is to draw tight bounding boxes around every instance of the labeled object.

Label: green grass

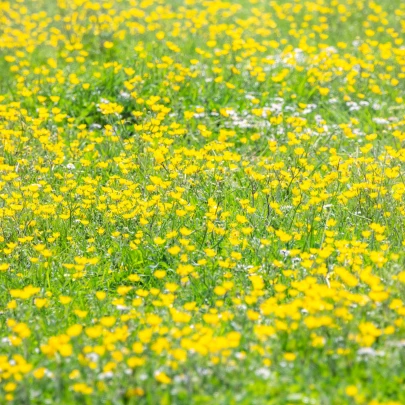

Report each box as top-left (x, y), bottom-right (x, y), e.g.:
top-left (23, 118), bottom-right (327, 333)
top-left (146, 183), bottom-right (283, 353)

top-left (1, 0), bottom-right (405, 403)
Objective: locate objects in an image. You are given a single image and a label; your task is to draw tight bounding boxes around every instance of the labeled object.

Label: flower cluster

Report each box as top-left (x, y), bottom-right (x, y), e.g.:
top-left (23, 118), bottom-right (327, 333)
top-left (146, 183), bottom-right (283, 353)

top-left (0, 0), bottom-right (405, 403)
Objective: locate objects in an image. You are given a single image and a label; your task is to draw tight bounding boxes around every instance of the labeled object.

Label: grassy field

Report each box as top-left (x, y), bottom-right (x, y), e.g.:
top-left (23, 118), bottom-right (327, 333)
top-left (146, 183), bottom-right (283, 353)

top-left (1, 0), bottom-right (405, 403)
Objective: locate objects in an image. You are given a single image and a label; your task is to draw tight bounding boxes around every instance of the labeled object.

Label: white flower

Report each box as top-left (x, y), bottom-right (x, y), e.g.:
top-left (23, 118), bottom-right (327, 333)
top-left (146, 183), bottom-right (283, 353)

top-left (255, 368), bottom-right (272, 379)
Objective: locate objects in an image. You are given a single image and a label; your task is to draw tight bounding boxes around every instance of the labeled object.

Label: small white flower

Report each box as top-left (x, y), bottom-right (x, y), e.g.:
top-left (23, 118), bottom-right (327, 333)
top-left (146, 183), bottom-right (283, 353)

top-left (98, 372), bottom-right (114, 380)
top-left (357, 348), bottom-right (379, 356)
top-left (255, 368), bottom-right (272, 379)
top-left (86, 353), bottom-right (99, 362)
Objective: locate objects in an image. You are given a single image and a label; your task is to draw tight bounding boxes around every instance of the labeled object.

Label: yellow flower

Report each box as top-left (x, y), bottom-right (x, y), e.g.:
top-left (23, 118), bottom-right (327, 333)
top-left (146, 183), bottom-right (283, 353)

top-left (0, 263), bottom-right (10, 271)
top-left (153, 237), bottom-right (166, 245)
top-left (345, 385), bottom-right (358, 397)
top-left (96, 291), bottom-right (107, 300)
top-left (4, 382), bottom-right (17, 392)
top-left (34, 298), bottom-right (48, 309)
top-left (283, 353), bottom-right (296, 362)
top-left (67, 324), bottom-right (83, 337)
top-left (155, 371), bottom-right (171, 384)
top-left (168, 245), bottom-right (181, 255)
top-left (33, 368), bottom-right (46, 379)
top-left (154, 270), bottom-right (167, 279)
top-left (59, 296), bottom-right (72, 305)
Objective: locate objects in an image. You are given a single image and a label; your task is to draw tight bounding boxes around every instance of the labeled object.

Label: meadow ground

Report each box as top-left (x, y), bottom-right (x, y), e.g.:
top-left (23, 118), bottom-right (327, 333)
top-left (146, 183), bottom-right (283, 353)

top-left (1, 0), bottom-right (405, 403)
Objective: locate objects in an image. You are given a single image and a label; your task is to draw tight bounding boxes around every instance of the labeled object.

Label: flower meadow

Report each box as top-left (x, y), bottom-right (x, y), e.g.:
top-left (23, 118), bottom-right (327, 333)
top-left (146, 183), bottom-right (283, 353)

top-left (1, 0), bottom-right (405, 403)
